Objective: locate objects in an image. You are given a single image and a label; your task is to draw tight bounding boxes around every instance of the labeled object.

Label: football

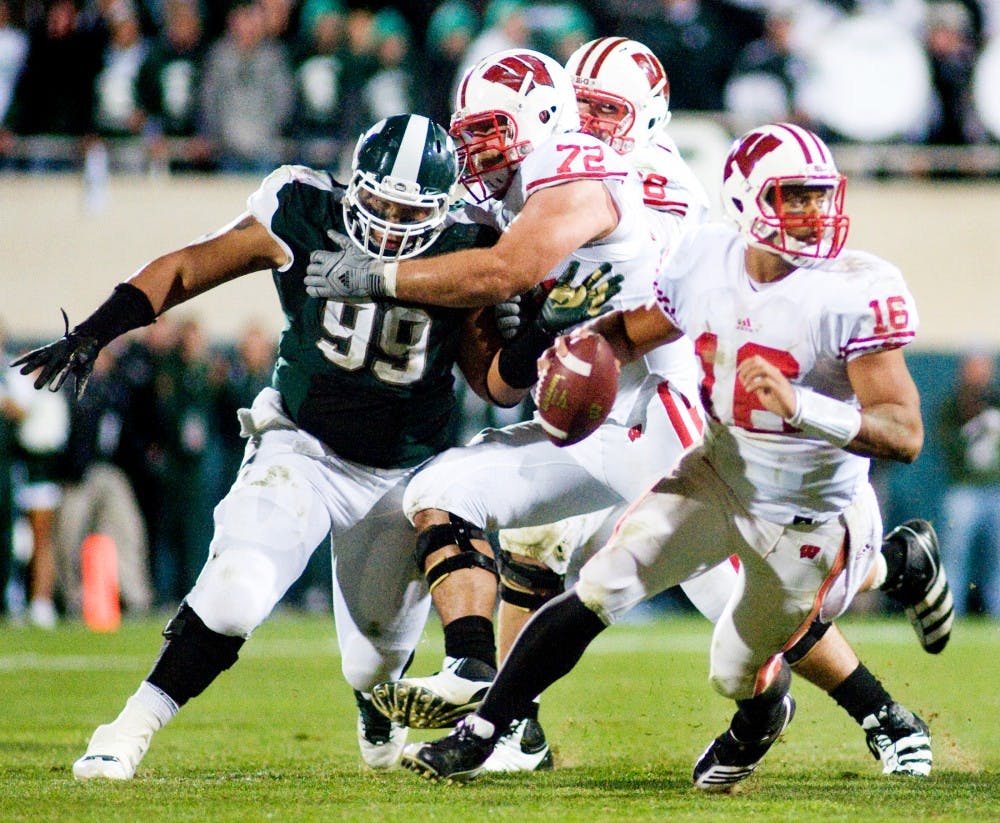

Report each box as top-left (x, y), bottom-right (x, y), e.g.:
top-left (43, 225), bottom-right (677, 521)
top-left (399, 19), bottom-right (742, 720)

top-left (534, 333), bottom-right (619, 446)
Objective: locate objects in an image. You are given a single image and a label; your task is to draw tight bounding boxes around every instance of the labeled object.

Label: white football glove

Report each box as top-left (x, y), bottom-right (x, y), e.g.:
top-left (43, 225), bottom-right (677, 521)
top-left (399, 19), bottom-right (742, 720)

top-left (304, 229), bottom-right (396, 301)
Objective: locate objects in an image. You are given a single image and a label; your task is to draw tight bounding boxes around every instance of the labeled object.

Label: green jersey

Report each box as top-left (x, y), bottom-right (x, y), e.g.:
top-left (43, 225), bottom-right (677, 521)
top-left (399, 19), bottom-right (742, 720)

top-left (247, 165), bottom-right (496, 469)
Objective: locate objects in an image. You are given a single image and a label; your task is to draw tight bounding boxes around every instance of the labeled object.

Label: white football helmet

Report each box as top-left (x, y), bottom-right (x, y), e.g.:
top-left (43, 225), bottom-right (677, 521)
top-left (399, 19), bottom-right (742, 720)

top-left (721, 123), bottom-right (849, 267)
top-left (566, 36), bottom-right (670, 154)
top-left (449, 48), bottom-right (580, 202)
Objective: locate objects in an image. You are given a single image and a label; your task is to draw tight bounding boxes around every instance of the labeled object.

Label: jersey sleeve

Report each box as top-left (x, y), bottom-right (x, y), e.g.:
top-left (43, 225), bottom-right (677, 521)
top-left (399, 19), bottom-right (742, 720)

top-left (518, 132), bottom-right (633, 197)
top-left (246, 165), bottom-right (337, 273)
top-left (827, 255), bottom-right (919, 361)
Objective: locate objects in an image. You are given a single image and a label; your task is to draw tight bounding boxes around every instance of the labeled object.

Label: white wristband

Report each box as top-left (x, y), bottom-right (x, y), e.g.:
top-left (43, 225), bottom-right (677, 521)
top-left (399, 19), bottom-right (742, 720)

top-left (786, 386), bottom-right (862, 448)
top-left (382, 262), bottom-right (398, 298)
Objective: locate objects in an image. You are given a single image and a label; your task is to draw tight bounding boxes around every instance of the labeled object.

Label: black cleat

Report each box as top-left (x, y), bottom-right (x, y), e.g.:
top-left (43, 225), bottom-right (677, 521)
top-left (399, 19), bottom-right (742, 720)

top-left (881, 520), bottom-right (954, 653)
top-left (693, 694), bottom-right (795, 791)
top-left (400, 715), bottom-right (496, 783)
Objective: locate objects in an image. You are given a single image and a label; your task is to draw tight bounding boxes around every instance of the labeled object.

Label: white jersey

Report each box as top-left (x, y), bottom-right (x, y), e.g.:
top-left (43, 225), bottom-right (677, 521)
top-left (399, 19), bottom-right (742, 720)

top-left (654, 222), bottom-right (919, 523)
top-left (631, 132), bottom-right (711, 246)
top-left (459, 130), bottom-right (694, 424)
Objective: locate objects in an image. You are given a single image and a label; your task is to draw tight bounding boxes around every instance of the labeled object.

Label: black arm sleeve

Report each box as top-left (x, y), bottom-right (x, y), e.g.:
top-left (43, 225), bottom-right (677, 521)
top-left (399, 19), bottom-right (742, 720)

top-left (73, 282), bottom-right (157, 347)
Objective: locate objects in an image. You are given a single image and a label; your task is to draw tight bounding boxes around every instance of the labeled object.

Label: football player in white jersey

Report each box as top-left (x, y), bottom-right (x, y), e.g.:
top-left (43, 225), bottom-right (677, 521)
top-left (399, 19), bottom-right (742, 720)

top-left (398, 122), bottom-right (944, 789)
top-left (304, 47), bottom-right (742, 764)
top-left (489, 37), bottom-right (948, 776)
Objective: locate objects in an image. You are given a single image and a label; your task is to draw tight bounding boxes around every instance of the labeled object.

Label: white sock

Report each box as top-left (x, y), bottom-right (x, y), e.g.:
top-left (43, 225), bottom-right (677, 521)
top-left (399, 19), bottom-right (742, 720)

top-left (868, 554), bottom-right (888, 591)
top-left (464, 713), bottom-right (496, 740)
top-left (131, 681), bottom-right (180, 729)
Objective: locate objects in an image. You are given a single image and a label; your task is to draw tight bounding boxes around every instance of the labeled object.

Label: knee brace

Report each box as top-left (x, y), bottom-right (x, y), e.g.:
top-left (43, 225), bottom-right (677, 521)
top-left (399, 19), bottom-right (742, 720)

top-left (414, 513), bottom-right (497, 592)
top-left (784, 618), bottom-right (832, 666)
top-left (497, 549), bottom-right (565, 611)
top-left (146, 602), bottom-right (244, 706)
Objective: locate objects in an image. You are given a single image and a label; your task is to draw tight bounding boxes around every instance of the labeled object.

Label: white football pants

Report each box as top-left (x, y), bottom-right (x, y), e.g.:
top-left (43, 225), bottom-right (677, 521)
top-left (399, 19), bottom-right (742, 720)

top-left (186, 425), bottom-right (430, 693)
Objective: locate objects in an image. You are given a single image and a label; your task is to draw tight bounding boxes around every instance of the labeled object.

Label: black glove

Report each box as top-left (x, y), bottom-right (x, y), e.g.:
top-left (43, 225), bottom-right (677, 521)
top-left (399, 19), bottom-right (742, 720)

top-left (12, 320), bottom-right (101, 399)
top-left (12, 283), bottom-right (155, 399)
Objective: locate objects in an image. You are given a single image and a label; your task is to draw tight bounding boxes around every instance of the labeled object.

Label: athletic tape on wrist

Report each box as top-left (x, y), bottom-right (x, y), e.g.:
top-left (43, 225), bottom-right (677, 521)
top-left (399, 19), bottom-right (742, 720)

top-left (786, 386), bottom-right (862, 448)
top-left (381, 262), bottom-right (398, 298)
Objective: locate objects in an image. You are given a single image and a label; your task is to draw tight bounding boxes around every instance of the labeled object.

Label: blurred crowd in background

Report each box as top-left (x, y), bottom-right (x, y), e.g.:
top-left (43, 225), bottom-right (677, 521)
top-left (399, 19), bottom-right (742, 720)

top-left (0, 0), bottom-right (999, 177)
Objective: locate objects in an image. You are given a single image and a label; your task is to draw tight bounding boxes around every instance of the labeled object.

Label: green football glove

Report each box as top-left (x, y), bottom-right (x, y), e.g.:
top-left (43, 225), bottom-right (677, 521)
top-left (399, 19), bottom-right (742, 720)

top-left (538, 261), bottom-right (624, 334)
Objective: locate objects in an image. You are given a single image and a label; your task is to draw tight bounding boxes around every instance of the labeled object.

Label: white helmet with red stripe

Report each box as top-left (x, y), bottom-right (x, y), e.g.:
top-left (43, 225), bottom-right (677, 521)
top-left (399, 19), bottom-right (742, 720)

top-left (722, 123), bottom-right (850, 267)
top-left (565, 37), bottom-right (670, 154)
top-left (450, 48), bottom-right (579, 202)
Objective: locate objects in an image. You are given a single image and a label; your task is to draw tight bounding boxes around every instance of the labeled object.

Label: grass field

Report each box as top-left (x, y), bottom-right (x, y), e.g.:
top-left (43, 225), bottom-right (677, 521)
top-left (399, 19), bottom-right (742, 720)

top-left (1, 611), bottom-right (997, 822)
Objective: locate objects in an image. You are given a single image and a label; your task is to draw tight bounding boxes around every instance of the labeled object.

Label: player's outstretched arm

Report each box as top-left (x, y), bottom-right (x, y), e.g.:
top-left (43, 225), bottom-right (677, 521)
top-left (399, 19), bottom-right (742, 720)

top-left (304, 181), bottom-right (619, 307)
top-left (12, 214), bottom-right (285, 398)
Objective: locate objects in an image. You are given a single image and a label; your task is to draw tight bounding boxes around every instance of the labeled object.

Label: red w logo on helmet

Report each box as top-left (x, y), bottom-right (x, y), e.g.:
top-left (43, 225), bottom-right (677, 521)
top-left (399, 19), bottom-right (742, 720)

top-left (482, 53), bottom-right (555, 95)
top-left (724, 132), bottom-right (782, 182)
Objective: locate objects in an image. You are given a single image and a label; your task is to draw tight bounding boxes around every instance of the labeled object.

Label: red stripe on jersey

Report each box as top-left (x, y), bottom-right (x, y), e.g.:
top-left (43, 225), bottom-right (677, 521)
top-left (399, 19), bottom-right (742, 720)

top-left (681, 390), bottom-right (704, 436)
top-left (657, 382), bottom-right (698, 449)
top-left (525, 170), bottom-right (629, 193)
top-left (728, 554), bottom-right (740, 572)
top-left (644, 199), bottom-right (689, 212)
top-left (841, 332), bottom-right (915, 358)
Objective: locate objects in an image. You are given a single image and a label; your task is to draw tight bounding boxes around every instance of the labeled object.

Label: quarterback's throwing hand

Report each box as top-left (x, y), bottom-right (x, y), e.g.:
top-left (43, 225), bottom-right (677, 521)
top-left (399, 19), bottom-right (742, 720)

top-left (11, 328), bottom-right (101, 399)
top-left (539, 261), bottom-right (624, 334)
top-left (304, 230), bottom-right (395, 301)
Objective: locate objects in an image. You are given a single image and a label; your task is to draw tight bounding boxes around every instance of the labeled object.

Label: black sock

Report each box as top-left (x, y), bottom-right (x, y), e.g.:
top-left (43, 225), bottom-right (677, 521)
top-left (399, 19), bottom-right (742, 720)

top-left (828, 663), bottom-right (893, 725)
top-left (732, 659), bottom-right (792, 740)
top-left (478, 591), bottom-right (605, 740)
top-left (443, 615), bottom-right (497, 670)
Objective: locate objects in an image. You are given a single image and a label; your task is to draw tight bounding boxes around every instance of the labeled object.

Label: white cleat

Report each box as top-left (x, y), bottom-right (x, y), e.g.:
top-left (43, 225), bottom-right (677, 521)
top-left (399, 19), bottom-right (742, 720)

top-left (72, 703), bottom-right (158, 780)
top-left (356, 690), bottom-right (407, 769)
top-left (862, 702), bottom-right (932, 777)
top-left (481, 717), bottom-right (553, 772)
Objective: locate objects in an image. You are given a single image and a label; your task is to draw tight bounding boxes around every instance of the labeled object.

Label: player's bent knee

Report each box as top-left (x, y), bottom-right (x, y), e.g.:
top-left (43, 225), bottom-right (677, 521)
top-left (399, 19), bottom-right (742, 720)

top-left (340, 642), bottom-right (413, 693)
top-left (497, 550), bottom-right (565, 611)
top-left (187, 548), bottom-right (279, 637)
top-left (413, 513), bottom-right (497, 591)
top-left (709, 670), bottom-right (757, 701)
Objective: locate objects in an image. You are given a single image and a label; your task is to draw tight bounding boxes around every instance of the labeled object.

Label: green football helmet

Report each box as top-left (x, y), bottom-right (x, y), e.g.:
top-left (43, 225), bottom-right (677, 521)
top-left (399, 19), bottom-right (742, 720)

top-left (345, 114), bottom-right (459, 261)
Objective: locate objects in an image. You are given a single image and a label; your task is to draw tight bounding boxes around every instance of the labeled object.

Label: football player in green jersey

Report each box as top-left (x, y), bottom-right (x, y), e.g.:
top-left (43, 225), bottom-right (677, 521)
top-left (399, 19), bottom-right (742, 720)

top-left (13, 113), bottom-right (619, 779)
